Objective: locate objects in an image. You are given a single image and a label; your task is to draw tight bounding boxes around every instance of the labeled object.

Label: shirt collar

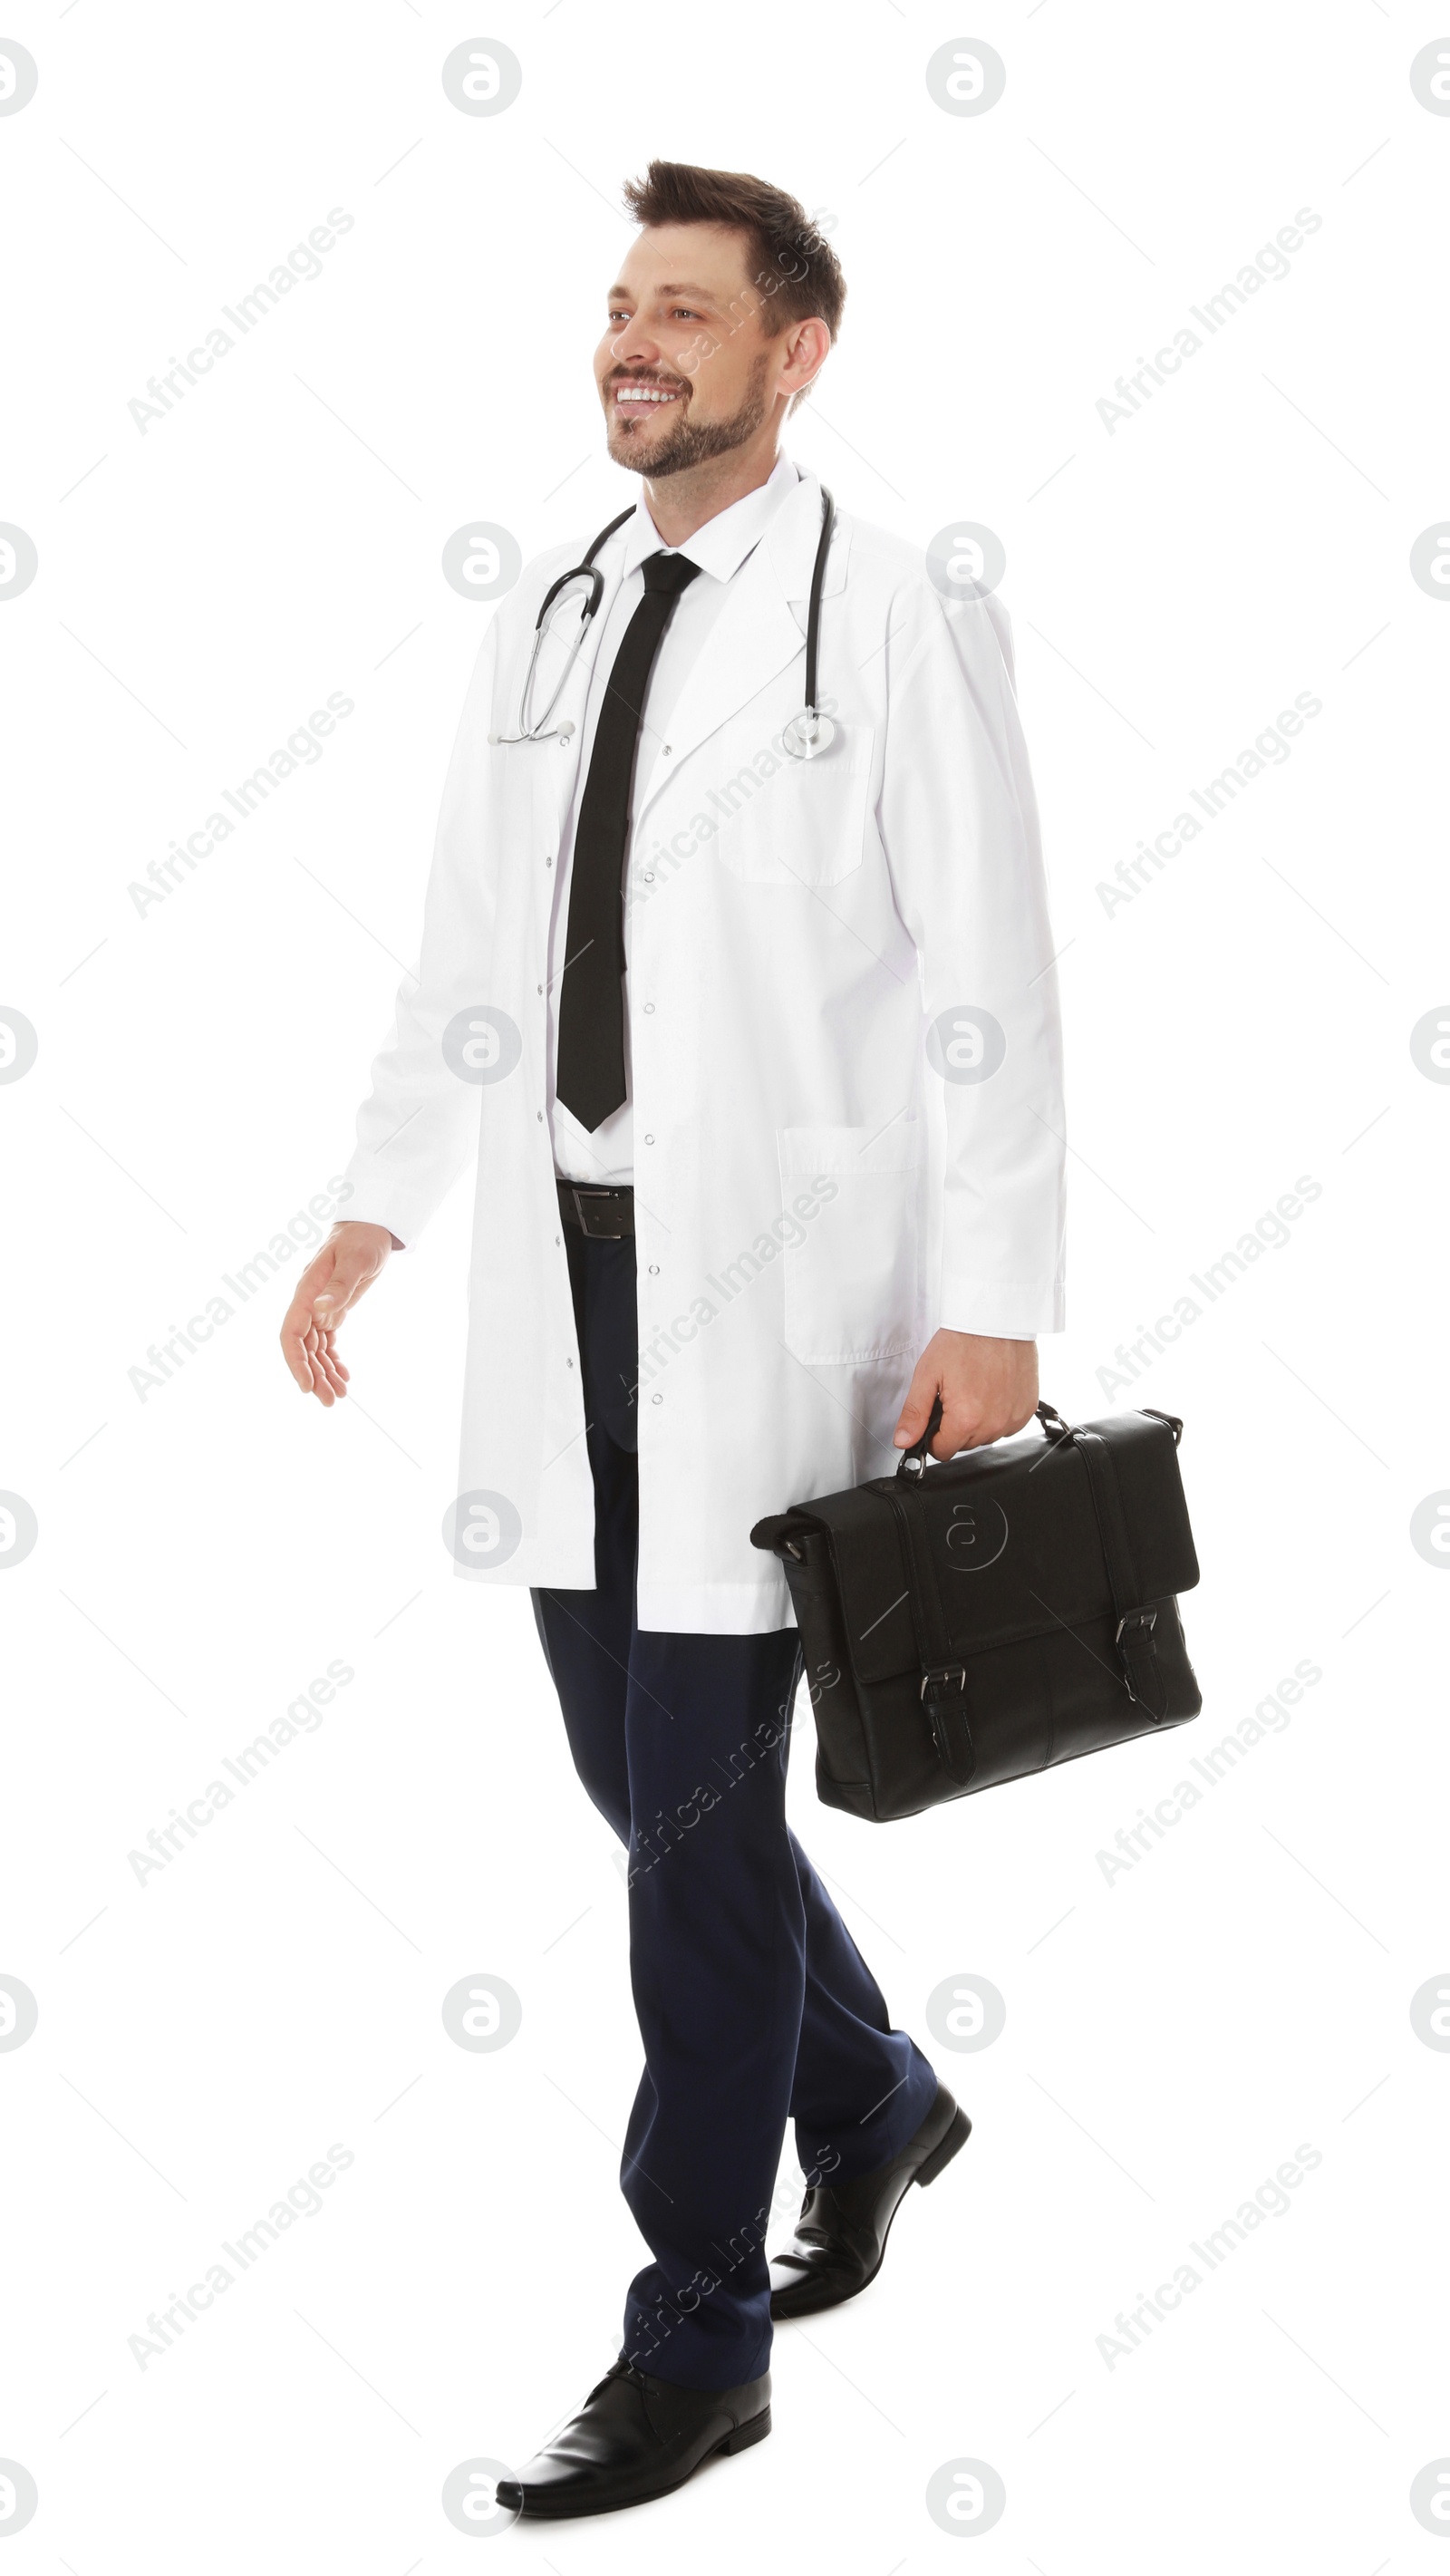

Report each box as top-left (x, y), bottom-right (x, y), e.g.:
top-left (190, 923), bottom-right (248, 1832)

top-left (618, 452), bottom-right (801, 585)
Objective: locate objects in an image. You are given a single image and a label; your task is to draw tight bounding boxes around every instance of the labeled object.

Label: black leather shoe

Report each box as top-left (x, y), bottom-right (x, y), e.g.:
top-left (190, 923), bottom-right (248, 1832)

top-left (495, 2358), bottom-right (771, 2520)
top-left (768, 2079), bottom-right (972, 2319)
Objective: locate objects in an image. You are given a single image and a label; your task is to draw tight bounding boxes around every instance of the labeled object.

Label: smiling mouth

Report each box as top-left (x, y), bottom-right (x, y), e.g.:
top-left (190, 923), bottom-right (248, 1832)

top-left (611, 380), bottom-right (685, 417)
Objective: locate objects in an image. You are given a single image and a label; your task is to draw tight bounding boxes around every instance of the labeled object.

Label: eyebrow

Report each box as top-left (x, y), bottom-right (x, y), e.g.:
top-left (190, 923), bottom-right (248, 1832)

top-left (607, 282), bottom-right (719, 304)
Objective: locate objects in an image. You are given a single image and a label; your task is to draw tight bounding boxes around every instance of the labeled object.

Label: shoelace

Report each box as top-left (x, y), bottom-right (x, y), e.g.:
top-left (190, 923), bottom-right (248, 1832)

top-left (599, 2358), bottom-right (652, 2397)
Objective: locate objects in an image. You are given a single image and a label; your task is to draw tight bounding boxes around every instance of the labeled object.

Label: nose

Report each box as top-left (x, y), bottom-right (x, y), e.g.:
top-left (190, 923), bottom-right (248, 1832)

top-left (609, 316), bottom-right (662, 374)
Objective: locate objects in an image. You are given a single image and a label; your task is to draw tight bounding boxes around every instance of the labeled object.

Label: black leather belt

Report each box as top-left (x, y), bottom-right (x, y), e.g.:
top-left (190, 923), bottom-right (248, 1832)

top-left (557, 1177), bottom-right (634, 1240)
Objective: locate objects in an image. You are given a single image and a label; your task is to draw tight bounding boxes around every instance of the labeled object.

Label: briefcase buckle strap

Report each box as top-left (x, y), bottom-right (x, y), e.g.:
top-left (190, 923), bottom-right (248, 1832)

top-left (1116, 1609), bottom-right (1157, 1641)
top-left (921, 1666), bottom-right (976, 1785)
top-left (1115, 1607), bottom-right (1165, 1715)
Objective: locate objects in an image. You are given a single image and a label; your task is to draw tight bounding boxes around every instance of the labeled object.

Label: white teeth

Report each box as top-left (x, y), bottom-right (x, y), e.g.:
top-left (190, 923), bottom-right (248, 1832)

top-left (616, 385), bottom-right (678, 402)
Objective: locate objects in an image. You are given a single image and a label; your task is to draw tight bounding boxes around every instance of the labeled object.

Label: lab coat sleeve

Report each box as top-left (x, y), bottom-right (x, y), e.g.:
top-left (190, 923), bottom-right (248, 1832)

top-left (877, 577), bottom-right (1066, 1338)
top-left (336, 622), bottom-right (502, 1248)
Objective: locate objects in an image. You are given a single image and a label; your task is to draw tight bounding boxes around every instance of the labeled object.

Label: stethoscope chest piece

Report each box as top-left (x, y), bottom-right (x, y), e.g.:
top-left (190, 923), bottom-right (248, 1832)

top-left (782, 709), bottom-right (836, 761)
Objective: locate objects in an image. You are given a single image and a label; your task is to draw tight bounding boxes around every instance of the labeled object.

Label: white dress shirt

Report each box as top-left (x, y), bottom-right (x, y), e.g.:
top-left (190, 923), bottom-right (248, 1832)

top-left (547, 451), bottom-right (801, 1185)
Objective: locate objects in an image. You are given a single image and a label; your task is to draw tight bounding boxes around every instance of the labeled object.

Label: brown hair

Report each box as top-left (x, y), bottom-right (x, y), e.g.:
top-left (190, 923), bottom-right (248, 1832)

top-left (620, 159), bottom-right (846, 344)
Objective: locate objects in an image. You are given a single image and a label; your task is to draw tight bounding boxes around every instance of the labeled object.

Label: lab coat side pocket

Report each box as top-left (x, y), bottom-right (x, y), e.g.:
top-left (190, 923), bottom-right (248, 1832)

top-left (776, 1122), bottom-right (922, 1365)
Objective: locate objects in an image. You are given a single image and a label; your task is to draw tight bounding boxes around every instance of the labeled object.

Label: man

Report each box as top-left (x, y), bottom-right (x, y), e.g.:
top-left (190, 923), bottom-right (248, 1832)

top-left (281, 160), bottom-right (1065, 2518)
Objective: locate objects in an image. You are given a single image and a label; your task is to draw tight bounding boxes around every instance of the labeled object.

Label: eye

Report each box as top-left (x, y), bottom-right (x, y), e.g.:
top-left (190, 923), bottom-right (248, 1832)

top-left (670, 306), bottom-right (701, 320)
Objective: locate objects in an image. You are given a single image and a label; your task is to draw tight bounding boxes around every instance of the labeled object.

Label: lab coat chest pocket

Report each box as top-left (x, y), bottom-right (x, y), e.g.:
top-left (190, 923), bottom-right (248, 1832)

top-left (714, 722), bottom-right (875, 887)
top-left (777, 1121), bottom-right (922, 1365)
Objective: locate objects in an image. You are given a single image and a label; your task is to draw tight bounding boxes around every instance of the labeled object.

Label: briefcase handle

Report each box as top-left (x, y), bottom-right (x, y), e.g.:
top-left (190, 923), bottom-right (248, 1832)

top-left (895, 1393), bottom-right (942, 1477)
top-left (898, 1392), bottom-right (1063, 1477)
top-left (895, 1395), bottom-right (1180, 1479)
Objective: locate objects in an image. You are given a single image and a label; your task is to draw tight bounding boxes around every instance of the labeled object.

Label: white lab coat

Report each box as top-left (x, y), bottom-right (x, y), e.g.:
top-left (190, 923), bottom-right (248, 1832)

top-left (341, 468), bottom-right (1066, 1632)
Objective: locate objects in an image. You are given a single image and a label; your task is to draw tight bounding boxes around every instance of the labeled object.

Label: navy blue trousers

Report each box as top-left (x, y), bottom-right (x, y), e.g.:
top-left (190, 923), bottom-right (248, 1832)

top-left (531, 1226), bottom-right (938, 2390)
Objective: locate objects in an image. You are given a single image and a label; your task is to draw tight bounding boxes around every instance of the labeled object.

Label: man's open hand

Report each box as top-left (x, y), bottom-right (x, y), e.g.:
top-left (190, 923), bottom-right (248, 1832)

top-left (894, 1329), bottom-right (1039, 1460)
top-left (280, 1221), bottom-right (397, 1407)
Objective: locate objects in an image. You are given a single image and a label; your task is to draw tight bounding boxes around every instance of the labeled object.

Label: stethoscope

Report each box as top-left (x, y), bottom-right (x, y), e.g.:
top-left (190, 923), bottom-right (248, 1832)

top-left (488, 483), bottom-right (838, 760)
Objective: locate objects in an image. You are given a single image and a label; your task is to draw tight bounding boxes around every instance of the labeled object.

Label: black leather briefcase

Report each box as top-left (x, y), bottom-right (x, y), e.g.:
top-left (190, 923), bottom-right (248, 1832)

top-left (750, 1399), bottom-right (1201, 1822)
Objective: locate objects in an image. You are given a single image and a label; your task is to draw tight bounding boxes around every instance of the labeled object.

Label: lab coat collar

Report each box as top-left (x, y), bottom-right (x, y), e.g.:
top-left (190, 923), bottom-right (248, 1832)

top-left (764, 458), bottom-right (850, 603)
top-left (629, 463), bottom-right (850, 828)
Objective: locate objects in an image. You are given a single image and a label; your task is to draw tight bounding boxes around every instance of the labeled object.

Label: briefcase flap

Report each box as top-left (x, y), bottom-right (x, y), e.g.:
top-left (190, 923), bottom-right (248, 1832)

top-left (767, 1411), bottom-right (1198, 1685)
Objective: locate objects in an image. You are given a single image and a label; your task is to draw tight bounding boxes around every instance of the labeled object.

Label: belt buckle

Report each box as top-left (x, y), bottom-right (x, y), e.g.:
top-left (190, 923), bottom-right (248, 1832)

top-left (571, 1185), bottom-right (620, 1242)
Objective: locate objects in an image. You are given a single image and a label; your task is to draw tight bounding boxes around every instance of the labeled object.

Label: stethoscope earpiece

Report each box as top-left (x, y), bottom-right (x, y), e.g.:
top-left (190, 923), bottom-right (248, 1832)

top-left (491, 502), bottom-right (633, 746)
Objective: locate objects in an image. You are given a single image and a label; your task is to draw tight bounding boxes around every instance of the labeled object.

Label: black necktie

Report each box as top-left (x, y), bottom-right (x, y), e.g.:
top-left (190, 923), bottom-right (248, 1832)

top-left (556, 547), bottom-right (701, 1132)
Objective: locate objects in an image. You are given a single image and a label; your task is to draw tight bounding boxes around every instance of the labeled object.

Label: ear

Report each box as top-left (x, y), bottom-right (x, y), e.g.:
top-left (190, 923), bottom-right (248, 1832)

top-left (777, 315), bottom-right (832, 402)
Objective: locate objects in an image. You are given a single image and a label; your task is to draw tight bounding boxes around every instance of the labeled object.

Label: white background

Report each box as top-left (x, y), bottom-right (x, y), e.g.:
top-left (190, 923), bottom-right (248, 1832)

top-left (3, 2), bottom-right (1448, 2567)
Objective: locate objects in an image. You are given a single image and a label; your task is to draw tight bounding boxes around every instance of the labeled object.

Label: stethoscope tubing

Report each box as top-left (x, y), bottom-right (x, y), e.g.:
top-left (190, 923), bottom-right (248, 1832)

top-left (497, 481), bottom-right (836, 751)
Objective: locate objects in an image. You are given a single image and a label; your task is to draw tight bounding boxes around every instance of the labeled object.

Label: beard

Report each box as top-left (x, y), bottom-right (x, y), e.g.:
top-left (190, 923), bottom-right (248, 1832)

top-left (604, 352), bottom-right (771, 477)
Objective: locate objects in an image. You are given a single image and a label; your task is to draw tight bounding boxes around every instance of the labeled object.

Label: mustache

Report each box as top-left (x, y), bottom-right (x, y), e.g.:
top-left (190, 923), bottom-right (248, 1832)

top-left (605, 371), bottom-right (691, 396)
